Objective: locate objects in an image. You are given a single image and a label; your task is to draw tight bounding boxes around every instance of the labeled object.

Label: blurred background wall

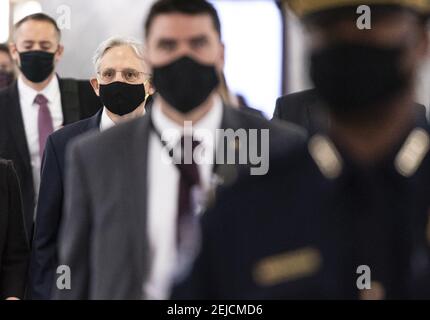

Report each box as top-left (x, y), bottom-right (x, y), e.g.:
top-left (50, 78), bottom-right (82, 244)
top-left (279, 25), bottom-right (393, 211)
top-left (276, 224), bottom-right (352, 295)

top-left (1, 0), bottom-right (430, 116)
top-left (31, 0), bottom-right (156, 78)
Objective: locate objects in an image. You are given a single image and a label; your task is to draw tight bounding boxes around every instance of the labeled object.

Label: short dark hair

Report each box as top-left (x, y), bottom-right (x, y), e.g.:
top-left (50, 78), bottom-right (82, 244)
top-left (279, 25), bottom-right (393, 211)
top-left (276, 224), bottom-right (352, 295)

top-left (14, 13), bottom-right (61, 40)
top-left (0, 44), bottom-right (12, 59)
top-left (144, 0), bottom-right (221, 38)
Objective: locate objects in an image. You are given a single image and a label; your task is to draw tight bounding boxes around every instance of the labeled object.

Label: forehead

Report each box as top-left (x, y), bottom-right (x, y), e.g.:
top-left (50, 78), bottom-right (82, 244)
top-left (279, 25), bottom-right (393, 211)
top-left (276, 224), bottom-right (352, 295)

top-left (147, 13), bottom-right (218, 40)
top-left (15, 20), bottom-right (59, 41)
top-left (99, 45), bottom-right (145, 69)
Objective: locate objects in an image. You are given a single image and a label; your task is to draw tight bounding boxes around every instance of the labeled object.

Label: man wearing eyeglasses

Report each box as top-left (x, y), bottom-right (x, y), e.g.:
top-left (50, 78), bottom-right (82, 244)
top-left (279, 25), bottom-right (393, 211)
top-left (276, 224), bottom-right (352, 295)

top-left (29, 36), bottom-right (154, 300)
top-left (54, 0), bottom-right (305, 300)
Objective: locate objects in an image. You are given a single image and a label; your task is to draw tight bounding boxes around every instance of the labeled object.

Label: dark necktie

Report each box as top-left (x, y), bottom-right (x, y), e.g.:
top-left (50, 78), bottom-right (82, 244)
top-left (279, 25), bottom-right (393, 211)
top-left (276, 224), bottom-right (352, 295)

top-left (35, 94), bottom-right (53, 159)
top-left (176, 135), bottom-right (201, 248)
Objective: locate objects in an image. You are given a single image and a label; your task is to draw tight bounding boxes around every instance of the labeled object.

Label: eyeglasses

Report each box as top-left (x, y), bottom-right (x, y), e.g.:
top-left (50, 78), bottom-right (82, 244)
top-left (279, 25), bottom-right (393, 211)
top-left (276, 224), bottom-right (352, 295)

top-left (97, 68), bottom-right (151, 84)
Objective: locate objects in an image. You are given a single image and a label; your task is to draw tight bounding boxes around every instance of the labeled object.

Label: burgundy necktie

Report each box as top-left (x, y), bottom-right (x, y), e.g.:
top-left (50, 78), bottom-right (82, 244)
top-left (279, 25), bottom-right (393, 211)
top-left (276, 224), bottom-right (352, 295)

top-left (176, 135), bottom-right (201, 248)
top-left (35, 94), bottom-right (54, 159)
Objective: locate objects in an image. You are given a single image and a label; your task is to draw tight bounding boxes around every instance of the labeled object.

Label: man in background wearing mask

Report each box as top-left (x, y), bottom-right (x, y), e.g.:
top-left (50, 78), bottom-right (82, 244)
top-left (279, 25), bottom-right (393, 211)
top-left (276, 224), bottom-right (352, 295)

top-left (173, 0), bottom-right (430, 299)
top-left (0, 44), bottom-right (15, 89)
top-left (54, 0), bottom-right (305, 300)
top-left (29, 37), bottom-right (153, 300)
top-left (0, 13), bottom-right (102, 241)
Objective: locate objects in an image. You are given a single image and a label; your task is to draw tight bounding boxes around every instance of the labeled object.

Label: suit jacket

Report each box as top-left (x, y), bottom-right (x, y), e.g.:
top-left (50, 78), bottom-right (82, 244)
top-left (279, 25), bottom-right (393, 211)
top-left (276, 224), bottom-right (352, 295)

top-left (29, 110), bottom-right (102, 300)
top-left (0, 78), bottom-right (102, 241)
top-left (54, 105), bottom-right (306, 300)
top-left (273, 88), bottom-right (428, 134)
top-left (0, 159), bottom-right (30, 299)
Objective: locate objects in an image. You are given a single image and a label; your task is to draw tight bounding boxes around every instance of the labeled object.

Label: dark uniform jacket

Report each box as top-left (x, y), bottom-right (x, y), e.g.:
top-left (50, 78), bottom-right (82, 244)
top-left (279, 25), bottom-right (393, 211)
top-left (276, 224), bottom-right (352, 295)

top-left (173, 118), bottom-right (430, 299)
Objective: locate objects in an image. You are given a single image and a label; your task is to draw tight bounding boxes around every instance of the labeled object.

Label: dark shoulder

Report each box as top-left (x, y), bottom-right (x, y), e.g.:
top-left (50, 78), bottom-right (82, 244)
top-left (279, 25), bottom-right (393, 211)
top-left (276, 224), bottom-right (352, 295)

top-left (59, 78), bottom-right (97, 97)
top-left (49, 115), bottom-right (97, 147)
top-left (276, 88), bottom-right (318, 106)
top-left (58, 78), bottom-right (97, 97)
top-left (225, 105), bottom-right (306, 139)
top-left (70, 114), bottom-right (147, 157)
top-left (239, 105), bottom-right (265, 118)
top-left (51, 118), bottom-right (92, 140)
top-left (273, 89), bottom-right (320, 124)
top-left (59, 78), bottom-right (103, 118)
top-left (58, 78), bottom-right (89, 87)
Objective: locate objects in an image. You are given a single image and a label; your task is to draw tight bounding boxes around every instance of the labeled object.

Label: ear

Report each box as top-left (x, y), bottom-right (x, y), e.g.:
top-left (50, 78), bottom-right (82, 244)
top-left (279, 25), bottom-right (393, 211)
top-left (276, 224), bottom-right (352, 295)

top-left (9, 43), bottom-right (19, 63)
top-left (55, 44), bottom-right (65, 63)
top-left (218, 42), bottom-right (225, 70)
top-left (90, 78), bottom-right (100, 96)
top-left (145, 80), bottom-right (155, 95)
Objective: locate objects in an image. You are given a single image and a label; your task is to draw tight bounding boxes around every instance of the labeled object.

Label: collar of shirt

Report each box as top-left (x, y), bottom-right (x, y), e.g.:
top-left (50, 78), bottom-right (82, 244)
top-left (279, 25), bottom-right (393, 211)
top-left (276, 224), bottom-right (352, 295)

top-left (99, 107), bottom-right (116, 131)
top-left (151, 94), bottom-right (224, 151)
top-left (18, 74), bottom-right (60, 106)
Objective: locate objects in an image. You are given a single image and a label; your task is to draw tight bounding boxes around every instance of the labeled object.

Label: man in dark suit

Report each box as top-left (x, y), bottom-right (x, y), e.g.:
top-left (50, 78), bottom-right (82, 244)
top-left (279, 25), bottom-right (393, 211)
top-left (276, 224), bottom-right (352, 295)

top-left (172, 0), bottom-right (430, 299)
top-left (54, 0), bottom-right (305, 300)
top-left (273, 88), bottom-right (326, 134)
top-left (0, 13), bottom-right (102, 241)
top-left (273, 88), bottom-right (428, 134)
top-left (29, 36), bottom-right (154, 300)
top-left (0, 159), bottom-right (29, 300)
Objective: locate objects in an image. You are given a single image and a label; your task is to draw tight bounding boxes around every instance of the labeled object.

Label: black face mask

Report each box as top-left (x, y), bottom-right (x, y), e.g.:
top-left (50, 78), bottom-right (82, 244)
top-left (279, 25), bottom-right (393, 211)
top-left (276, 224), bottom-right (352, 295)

top-left (0, 71), bottom-right (14, 88)
top-left (152, 56), bottom-right (219, 114)
top-left (99, 81), bottom-right (146, 116)
top-left (310, 42), bottom-right (411, 120)
top-left (19, 50), bottom-right (55, 83)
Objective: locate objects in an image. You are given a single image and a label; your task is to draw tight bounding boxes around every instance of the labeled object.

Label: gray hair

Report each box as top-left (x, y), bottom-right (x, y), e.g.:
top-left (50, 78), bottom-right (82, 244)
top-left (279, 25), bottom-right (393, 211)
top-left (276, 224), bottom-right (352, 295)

top-left (92, 36), bottom-right (145, 73)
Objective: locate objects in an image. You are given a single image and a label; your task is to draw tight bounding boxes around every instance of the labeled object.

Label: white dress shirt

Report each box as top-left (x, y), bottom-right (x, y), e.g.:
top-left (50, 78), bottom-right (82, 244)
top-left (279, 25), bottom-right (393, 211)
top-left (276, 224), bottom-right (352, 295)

top-left (99, 107), bottom-right (116, 131)
top-left (18, 75), bottom-right (63, 204)
top-left (144, 95), bottom-right (223, 300)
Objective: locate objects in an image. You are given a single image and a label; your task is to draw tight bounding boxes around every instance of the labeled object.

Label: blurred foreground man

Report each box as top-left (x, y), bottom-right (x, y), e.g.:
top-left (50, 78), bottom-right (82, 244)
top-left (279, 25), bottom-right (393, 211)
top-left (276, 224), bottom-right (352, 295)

top-left (29, 37), bottom-right (153, 300)
top-left (173, 0), bottom-right (430, 299)
top-left (55, 0), bottom-right (305, 300)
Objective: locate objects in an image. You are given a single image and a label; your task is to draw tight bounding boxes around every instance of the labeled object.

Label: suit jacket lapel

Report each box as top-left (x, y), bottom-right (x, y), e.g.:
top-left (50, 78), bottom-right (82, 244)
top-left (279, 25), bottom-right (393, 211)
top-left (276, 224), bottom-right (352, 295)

top-left (58, 77), bottom-right (81, 125)
top-left (86, 108), bottom-right (103, 131)
top-left (6, 82), bottom-right (32, 173)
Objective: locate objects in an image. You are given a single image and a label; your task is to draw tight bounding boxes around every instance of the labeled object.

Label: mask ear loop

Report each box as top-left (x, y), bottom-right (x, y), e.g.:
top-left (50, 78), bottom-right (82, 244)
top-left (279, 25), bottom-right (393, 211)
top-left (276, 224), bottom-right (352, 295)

top-left (143, 78), bottom-right (153, 101)
top-left (142, 78), bottom-right (155, 113)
